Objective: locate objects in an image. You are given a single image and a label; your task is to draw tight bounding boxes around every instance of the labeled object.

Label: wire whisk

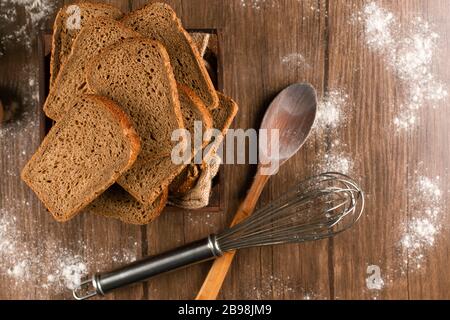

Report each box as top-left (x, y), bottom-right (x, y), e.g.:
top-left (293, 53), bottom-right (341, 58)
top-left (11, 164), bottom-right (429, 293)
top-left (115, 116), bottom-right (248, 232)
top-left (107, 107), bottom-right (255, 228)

top-left (218, 172), bottom-right (364, 251)
top-left (73, 172), bottom-right (364, 300)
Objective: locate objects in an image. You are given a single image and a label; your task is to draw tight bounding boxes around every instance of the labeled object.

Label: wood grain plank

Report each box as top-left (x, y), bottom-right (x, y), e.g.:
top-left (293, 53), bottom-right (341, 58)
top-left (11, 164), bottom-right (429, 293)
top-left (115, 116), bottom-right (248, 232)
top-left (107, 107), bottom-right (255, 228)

top-left (0, 0), bottom-right (67, 300)
top-left (246, 0), bottom-right (331, 300)
top-left (326, 0), bottom-right (411, 300)
top-left (406, 0), bottom-right (450, 299)
top-left (326, 0), bottom-right (450, 300)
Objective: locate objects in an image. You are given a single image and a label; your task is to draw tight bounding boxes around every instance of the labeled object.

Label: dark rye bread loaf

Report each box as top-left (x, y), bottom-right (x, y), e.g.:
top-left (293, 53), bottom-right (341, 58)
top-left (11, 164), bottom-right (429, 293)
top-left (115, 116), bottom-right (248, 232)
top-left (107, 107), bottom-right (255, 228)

top-left (169, 91), bottom-right (239, 197)
top-left (87, 185), bottom-right (168, 225)
top-left (87, 84), bottom-right (211, 222)
top-left (86, 38), bottom-right (184, 204)
top-left (21, 95), bottom-right (141, 222)
top-left (168, 85), bottom-right (212, 195)
top-left (45, 18), bottom-right (139, 121)
top-left (122, 2), bottom-right (219, 110)
top-left (50, 2), bottom-right (124, 87)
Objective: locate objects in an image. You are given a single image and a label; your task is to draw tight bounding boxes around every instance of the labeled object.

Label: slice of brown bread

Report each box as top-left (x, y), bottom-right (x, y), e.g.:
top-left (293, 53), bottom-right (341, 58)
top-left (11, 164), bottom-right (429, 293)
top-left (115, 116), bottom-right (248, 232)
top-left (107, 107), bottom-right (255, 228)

top-left (210, 92), bottom-right (239, 141)
top-left (168, 85), bottom-right (213, 196)
top-left (50, 2), bottom-right (124, 87)
top-left (204, 91), bottom-right (239, 160)
top-left (86, 38), bottom-right (184, 204)
top-left (170, 91), bottom-right (239, 197)
top-left (169, 164), bottom-right (201, 197)
top-left (178, 84), bottom-right (213, 155)
top-left (87, 185), bottom-right (168, 225)
top-left (45, 18), bottom-right (139, 121)
top-left (21, 95), bottom-right (141, 222)
top-left (122, 2), bottom-right (219, 110)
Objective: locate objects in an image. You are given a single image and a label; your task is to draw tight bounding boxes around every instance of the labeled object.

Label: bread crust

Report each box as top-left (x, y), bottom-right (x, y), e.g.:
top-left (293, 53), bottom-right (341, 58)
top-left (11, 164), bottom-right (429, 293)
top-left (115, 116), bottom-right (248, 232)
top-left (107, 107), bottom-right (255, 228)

top-left (49, 7), bottom-right (64, 88)
top-left (119, 188), bottom-right (168, 225)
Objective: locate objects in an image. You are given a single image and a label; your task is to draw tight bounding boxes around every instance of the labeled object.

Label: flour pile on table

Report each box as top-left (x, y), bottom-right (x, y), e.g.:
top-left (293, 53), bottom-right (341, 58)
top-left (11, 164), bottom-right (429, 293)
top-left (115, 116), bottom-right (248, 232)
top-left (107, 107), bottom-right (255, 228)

top-left (357, 2), bottom-right (448, 131)
top-left (400, 175), bottom-right (445, 270)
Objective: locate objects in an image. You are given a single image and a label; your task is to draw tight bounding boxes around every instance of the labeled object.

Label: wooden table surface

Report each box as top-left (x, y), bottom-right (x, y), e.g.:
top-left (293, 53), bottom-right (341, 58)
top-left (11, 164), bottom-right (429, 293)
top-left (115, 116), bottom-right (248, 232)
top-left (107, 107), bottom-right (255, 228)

top-left (1, 0), bottom-right (449, 300)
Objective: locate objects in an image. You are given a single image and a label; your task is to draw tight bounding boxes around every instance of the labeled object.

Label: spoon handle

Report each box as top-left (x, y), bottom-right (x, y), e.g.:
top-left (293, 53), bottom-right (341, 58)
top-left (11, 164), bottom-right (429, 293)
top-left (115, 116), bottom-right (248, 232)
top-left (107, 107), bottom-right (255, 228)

top-left (195, 173), bottom-right (270, 300)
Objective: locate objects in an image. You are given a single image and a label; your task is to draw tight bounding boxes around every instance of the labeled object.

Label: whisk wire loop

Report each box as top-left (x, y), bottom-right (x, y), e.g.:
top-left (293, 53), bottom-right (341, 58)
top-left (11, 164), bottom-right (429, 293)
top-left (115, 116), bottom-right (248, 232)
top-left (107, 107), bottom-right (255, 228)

top-left (217, 172), bottom-right (364, 252)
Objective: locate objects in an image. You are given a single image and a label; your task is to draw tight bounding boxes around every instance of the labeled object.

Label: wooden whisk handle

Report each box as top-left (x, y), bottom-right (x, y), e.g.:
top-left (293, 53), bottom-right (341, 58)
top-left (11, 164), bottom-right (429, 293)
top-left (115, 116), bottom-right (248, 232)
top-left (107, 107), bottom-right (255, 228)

top-left (195, 173), bottom-right (270, 300)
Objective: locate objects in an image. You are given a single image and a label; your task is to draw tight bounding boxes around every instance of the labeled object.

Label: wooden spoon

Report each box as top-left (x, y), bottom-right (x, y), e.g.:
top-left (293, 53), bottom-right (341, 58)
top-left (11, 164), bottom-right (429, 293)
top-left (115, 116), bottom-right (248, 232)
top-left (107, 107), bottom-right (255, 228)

top-left (196, 83), bottom-right (317, 300)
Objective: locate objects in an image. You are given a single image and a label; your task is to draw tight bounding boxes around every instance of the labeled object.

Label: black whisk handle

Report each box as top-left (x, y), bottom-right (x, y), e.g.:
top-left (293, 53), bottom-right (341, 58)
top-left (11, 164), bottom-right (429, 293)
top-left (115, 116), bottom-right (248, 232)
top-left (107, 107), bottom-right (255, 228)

top-left (73, 235), bottom-right (222, 299)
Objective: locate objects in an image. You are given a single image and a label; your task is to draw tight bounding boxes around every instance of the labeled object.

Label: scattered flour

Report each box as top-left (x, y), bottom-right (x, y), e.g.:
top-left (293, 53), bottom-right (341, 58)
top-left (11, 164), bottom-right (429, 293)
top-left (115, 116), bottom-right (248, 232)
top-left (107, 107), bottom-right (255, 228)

top-left (186, 212), bottom-right (215, 228)
top-left (0, 208), bottom-right (138, 296)
top-left (281, 53), bottom-right (309, 68)
top-left (0, 0), bottom-right (56, 53)
top-left (400, 175), bottom-right (444, 270)
top-left (358, 2), bottom-right (448, 131)
top-left (317, 153), bottom-right (353, 175)
top-left (239, 0), bottom-right (278, 10)
top-left (315, 90), bottom-right (349, 132)
top-left (249, 275), bottom-right (325, 300)
top-left (311, 90), bottom-right (354, 176)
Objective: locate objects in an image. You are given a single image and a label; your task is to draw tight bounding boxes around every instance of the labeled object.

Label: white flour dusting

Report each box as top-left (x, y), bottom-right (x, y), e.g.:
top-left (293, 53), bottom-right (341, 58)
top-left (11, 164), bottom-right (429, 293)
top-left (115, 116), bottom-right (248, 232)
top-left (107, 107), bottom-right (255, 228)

top-left (311, 90), bottom-right (355, 176)
top-left (239, 0), bottom-right (278, 10)
top-left (317, 152), bottom-right (353, 175)
top-left (400, 175), bottom-right (444, 270)
top-left (358, 2), bottom-right (448, 131)
top-left (315, 90), bottom-right (349, 132)
top-left (0, 209), bottom-right (138, 296)
top-left (248, 275), bottom-right (325, 300)
top-left (281, 53), bottom-right (309, 69)
top-left (0, 0), bottom-right (56, 53)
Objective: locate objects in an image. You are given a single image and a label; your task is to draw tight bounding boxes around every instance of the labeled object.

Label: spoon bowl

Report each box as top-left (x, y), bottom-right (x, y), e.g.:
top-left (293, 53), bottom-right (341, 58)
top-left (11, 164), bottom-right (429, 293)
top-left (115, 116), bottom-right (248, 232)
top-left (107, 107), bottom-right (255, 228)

top-left (259, 83), bottom-right (317, 170)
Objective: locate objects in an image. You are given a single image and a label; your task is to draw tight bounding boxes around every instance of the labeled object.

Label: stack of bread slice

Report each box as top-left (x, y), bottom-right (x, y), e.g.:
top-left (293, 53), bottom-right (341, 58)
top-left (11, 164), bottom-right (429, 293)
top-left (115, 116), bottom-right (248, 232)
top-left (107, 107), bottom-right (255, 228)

top-left (21, 2), bottom-right (238, 224)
